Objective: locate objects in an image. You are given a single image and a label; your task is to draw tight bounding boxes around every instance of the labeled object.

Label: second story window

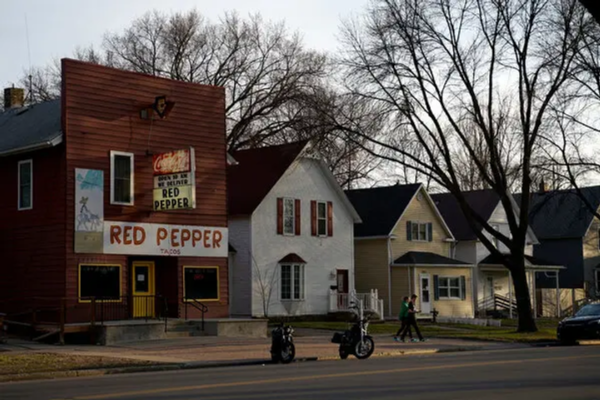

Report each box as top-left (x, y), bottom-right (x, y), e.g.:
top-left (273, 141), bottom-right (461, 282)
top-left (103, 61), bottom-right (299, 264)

top-left (110, 151), bottom-right (134, 205)
top-left (311, 201), bottom-right (333, 237)
top-left (284, 198), bottom-right (295, 235)
top-left (277, 198), bottom-right (301, 236)
top-left (317, 201), bottom-right (327, 236)
top-left (491, 224), bottom-right (500, 248)
top-left (407, 221), bottom-right (432, 241)
top-left (18, 159), bottom-right (33, 210)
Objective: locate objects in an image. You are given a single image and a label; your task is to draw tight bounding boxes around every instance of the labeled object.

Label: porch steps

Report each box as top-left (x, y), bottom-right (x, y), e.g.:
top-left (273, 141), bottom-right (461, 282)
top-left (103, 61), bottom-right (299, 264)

top-left (166, 320), bottom-right (209, 337)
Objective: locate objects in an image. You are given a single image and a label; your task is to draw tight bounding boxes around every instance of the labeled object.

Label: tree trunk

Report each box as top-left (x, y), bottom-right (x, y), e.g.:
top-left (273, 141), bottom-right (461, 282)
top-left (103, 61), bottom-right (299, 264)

top-left (510, 257), bottom-right (538, 332)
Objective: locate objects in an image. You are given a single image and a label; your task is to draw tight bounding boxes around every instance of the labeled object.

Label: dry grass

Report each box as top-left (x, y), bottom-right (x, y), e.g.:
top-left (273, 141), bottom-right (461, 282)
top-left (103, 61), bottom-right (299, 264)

top-left (0, 353), bottom-right (154, 376)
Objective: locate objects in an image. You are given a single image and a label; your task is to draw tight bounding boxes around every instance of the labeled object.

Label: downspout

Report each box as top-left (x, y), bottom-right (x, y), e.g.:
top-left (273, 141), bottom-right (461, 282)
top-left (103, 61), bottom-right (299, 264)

top-left (387, 236), bottom-right (393, 319)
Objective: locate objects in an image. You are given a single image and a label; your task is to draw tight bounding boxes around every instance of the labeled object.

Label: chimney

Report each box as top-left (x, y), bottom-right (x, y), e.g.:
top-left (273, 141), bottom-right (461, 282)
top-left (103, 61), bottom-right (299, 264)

top-left (539, 177), bottom-right (547, 193)
top-left (4, 87), bottom-right (25, 109)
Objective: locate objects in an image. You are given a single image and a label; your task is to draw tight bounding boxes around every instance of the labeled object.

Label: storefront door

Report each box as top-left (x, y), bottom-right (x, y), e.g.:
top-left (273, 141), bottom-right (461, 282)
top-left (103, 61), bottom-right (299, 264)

top-left (132, 261), bottom-right (155, 318)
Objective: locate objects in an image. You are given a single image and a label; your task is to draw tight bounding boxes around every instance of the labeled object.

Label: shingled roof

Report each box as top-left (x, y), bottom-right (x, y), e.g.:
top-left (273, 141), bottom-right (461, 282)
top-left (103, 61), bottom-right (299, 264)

top-left (227, 141), bottom-right (309, 215)
top-left (431, 190), bottom-right (500, 241)
top-left (0, 99), bottom-right (62, 156)
top-left (515, 186), bottom-right (600, 240)
top-left (345, 184), bottom-right (421, 237)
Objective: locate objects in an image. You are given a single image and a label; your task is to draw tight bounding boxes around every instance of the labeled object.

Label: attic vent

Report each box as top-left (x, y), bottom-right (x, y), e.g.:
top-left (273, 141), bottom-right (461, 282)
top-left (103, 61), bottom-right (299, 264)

top-left (417, 192), bottom-right (423, 201)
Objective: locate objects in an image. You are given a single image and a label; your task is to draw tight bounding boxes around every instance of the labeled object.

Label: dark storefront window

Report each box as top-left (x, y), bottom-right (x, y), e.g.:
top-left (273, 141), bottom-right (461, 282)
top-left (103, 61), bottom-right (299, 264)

top-left (184, 267), bottom-right (219, 301)
top-left (79, 264), bottom-right (121, 301)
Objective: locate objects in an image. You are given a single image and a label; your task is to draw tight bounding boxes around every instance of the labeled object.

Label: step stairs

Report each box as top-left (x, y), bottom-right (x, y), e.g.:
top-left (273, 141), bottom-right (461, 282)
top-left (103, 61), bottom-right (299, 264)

top-left (166, 320), bottom-right (209, 338)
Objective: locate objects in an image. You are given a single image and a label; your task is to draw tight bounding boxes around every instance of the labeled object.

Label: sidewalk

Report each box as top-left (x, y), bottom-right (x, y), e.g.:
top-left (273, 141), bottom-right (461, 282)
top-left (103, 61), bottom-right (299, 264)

top-left (0, 328), bottom-right (526, 365)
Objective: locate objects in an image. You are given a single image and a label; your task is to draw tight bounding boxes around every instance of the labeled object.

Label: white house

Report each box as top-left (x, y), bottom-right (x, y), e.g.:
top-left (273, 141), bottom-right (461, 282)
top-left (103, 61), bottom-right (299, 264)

top-left (227, 141), bottom-right (362, 317)
top-left (432, 190), bottom-right (563, 317)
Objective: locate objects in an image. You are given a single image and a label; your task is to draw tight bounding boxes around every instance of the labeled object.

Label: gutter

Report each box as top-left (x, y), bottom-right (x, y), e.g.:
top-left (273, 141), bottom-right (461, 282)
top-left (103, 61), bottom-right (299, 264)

top-left (356, 235), bottom-right (396, 241)
top-left (0, 134), bottom-right (63, 157)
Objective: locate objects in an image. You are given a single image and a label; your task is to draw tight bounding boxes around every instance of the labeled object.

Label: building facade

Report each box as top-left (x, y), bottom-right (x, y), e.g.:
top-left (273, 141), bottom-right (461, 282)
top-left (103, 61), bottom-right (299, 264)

top-left (0, 59), bottom-right (229, 322)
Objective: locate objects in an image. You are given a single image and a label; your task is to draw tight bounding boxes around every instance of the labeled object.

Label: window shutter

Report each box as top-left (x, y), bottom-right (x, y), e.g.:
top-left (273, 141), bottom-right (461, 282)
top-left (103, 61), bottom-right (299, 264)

top-left (311, 201), bottom-right (317, 236)
top-left (460, 276), bottom-right (466, 300)
top-left (327, 201), bottom-right (333, 237)
top-left (295, 199), bottom-right (301, 236)
top-left (406, 221), bottom-right (412, 241)
top-left (428, 223), bottom-right (433, 242)
top-left (433, 275), bottom-right (439, 301)
top-left (277, 198), bottom-right (283, 235)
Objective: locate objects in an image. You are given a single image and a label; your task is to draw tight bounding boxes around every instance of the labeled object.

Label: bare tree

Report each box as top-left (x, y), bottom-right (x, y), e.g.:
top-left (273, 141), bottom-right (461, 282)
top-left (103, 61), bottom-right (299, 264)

top-left (252, 255), bottom-right (278, 318)
top-left (336, 0), bottom-right (590, 331)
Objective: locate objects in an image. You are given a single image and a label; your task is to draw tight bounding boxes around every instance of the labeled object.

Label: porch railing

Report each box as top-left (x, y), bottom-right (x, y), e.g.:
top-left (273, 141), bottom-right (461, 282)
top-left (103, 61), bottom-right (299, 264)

top-left (329, 289), bottom-right (384, 319)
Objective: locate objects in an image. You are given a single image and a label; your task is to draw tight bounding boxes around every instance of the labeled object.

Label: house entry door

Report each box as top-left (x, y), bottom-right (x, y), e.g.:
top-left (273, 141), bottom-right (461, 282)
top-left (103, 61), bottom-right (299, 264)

top-left (336, 269), bottom-right (349, 308)
top-left (132, 261), bottom-right (155, 318)
top-left (419, 274), bottom-right (431, 314)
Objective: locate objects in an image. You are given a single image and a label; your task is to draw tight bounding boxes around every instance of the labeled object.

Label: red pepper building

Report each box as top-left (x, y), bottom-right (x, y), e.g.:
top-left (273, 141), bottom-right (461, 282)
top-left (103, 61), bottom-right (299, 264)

top-left (0, 59), bottom-right (230, 326)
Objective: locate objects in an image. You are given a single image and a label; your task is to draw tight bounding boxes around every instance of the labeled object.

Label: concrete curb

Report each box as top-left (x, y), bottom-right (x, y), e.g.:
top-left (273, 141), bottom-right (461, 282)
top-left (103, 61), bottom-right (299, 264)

top-left (0, 346), bottom-right (479, 383)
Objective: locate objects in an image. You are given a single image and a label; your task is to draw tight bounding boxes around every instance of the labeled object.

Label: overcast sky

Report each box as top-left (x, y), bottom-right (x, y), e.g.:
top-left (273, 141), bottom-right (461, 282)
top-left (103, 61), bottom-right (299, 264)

top-left (0, 0), bottom-right (368, 88)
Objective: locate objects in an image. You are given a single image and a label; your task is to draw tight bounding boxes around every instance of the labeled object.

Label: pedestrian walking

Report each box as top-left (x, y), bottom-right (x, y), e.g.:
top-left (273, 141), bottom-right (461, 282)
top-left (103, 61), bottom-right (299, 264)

top-left (400, 294), bottom-right (425, 342)
top-left (394, 296), bottom-right (412, 342)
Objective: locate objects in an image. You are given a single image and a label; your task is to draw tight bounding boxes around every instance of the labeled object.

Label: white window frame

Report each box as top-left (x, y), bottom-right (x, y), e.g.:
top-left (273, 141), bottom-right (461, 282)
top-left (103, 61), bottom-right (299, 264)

top-left (410, 222), bottom-right (429, 242)
top-left (595, 269), bottom-right (600, 295)
top-left (110, 151), bottom-right (134, 206)
top-left (438, 276), bottom-right (462, 300)
top-left (18, 159), bottom-right (33, 211)
top-left (317, 201), bottom-right (328, 237)
top-left (280, 263), bottom-right (305, 301)
top-left (283, 198), bottom-right (296, 236)
top-left (597, 229), bottom-right (600, 251)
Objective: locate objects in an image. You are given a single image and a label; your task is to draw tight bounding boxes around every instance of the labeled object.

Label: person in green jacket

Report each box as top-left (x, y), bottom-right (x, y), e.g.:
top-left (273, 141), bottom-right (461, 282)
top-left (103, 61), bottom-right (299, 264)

top-left (394, 296), bottom-right (412, 342)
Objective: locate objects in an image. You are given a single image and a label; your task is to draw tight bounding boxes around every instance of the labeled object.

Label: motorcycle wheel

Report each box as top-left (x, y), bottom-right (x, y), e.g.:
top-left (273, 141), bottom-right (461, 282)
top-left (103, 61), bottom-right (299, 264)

top-left (339, 346), bottom-right (349, 360)
top-left (279, 342), bottom-right (296, 364)
top-left (354, 336), bottom-right (375, 360)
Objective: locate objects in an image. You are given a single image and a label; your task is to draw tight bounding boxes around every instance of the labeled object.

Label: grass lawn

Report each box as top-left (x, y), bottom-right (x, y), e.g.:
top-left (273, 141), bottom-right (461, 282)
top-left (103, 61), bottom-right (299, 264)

top-left (0, 353), bottom-right (155, 376)
top-left (292, 319), bottom-right (558, 343)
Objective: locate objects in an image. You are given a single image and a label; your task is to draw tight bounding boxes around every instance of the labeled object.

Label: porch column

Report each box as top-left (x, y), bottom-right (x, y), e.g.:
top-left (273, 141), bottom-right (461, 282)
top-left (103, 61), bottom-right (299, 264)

top-left (532, 271), bottom-right (537, 319)
top-left (556, 271), bottom-right (561, 318)
top-left (508, 271), bottom-right (513, 319)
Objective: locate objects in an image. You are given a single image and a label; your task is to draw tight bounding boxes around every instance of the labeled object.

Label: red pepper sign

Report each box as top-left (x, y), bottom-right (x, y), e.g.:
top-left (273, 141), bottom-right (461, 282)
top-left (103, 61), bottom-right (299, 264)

top-left (153, 149), bottom-right (191, 175)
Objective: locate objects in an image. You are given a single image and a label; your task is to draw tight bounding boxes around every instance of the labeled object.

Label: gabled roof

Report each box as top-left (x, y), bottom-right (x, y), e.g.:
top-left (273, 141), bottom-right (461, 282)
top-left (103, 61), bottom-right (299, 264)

top-left (0, 99), bottom-right (62, 156)
top-left (515, 186), bottom-right (600, 240)
top-left (392, 251), bottom-right (471, 266)
top-left (345, 184), bottom-right (421, 237)
top-left (431, 190), bottom-right (500, 241)
top-left (227, 141), bottom-right (308, 215)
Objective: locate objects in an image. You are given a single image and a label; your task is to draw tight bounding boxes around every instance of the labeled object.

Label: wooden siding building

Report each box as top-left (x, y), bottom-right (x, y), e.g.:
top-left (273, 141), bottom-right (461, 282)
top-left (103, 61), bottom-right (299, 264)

top-left (0, 59), bottom-right (229, 323)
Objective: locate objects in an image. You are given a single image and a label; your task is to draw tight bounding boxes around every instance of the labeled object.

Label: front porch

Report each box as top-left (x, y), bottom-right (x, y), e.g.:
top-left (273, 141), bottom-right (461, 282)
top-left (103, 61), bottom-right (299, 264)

top-left (1, 295), bottom-right (266, 345)
top-left (477, 254), bottom-right (564, 319)
top-left (328, 289), bottom-right (384, 319)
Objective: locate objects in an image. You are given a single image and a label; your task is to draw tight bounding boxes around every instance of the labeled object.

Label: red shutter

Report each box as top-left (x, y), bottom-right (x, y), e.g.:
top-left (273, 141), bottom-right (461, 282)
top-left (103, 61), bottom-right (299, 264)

top-left (327, 201), bottom-right (333, 237)
top-left (277, 198), bottom-right (283, 235)
top-left (295, 199), bottom-right (301, 236)
top-left (311, 200), bottom-right (317, 236)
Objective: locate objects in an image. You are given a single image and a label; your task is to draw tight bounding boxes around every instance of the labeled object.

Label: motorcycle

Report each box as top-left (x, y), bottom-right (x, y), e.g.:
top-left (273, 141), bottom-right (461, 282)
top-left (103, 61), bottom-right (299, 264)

top-left (331, 301), bottom-right (375, 360)
top-left (270, 323), bottom-right (296, 364)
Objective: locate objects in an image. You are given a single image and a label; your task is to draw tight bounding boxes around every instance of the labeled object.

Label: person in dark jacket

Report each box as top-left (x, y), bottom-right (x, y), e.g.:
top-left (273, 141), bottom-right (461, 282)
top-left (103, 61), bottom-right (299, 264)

top-left (394, 296), bottom-right (412, 342)
top-left (401, 294), bottom-right (424, 342)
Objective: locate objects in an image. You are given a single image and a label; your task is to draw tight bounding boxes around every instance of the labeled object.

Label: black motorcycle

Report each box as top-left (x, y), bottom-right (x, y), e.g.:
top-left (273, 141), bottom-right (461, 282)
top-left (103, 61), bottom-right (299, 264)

top-left (331, 304), bottom-right (375, 360)
top-left (270, 323), bottom-right (296, 364)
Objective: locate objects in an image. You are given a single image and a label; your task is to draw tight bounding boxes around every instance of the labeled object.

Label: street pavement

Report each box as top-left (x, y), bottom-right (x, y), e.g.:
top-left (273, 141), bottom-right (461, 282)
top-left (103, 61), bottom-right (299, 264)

top-left (2, 345), bottom-right (599, 399)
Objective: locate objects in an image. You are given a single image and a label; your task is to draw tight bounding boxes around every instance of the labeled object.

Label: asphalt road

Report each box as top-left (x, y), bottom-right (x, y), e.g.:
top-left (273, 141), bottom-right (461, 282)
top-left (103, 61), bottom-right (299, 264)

top-left (2, 345), bottom-right (600, 400)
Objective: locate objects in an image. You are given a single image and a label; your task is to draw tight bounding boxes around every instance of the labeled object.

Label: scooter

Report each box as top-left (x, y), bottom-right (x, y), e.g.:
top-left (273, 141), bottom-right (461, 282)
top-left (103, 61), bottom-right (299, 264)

top-left (331, 301), bottom-right (375, 360)
top-left (270, 322), bottom-right (296, 364)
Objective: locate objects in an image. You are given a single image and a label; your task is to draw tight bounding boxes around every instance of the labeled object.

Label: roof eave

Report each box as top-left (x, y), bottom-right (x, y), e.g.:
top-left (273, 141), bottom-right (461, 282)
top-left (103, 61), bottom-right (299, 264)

top-left (0, 133), bottom-right (63, 157)
top-left (391, 263), bottom-right (474, 268)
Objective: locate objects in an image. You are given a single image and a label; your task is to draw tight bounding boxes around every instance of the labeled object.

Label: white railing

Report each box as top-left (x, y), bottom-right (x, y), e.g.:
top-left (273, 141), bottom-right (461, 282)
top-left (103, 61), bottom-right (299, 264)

top-left (329, 289), bottom-right (384, 320)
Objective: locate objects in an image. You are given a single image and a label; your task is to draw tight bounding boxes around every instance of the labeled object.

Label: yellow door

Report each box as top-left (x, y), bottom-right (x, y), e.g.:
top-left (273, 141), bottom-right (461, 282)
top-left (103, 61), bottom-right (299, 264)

top-left (132, 261), bottom-right (155, 318)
